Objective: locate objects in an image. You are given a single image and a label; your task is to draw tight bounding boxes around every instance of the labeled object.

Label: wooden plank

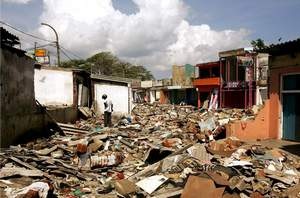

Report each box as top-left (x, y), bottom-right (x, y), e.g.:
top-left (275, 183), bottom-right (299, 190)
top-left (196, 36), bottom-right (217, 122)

top-left (57, 123), bottom-right (89, 133)
top-left (60, 127), bottom-right (89, 133)
top-left (9, 156), bottom-right (38, 170)
top-left (9, 156), bottom-right (52, 180)
top-left (79, 107), bottom-right (93, 118)
top-left (36, 100), bottom-right (65, 135)
top-left (0, 167), bottom-right (44, 178)
top-left (57, 122), bottom-right (77, 128)
top-left (153, 188), bottom-right (183, 198)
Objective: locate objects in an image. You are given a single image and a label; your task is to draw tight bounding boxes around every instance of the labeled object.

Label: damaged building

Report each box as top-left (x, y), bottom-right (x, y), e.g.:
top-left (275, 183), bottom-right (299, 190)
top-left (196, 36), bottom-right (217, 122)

top-left (34, 66), bottom-right (91, 123)
top-left (193, 48), bottom-right (269, 110)
top-left (0, 28), bottom-right (51, 147)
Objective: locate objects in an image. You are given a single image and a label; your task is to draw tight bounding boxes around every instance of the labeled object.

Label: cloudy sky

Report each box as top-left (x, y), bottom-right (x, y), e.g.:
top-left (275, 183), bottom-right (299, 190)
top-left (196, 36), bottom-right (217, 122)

top-left (1, 0), bottom-right (300, 78)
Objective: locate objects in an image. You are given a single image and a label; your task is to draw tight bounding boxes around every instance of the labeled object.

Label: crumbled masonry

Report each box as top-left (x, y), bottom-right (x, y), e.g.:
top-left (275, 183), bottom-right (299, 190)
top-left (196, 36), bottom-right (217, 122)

top-left (0, 103), bottom-right (299, 197)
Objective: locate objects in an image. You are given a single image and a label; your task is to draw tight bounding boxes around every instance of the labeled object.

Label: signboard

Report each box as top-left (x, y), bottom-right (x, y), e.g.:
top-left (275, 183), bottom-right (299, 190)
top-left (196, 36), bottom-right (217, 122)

top-left (36, 56), bottom-right (50, 64)
top-left (167, 85), bottom-right (182, 90)
top-left (237, 56), bottom-right (253, 67)
top-left (35, 48), bottom-right (47, 57)
top-left (225, 81), bottom-right (240, 88)
top-left (224, 81), bottom-right (250, 88)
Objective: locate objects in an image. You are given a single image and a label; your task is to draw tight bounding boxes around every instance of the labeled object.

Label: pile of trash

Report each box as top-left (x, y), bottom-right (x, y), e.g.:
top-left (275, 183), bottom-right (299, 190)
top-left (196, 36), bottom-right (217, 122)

top-left (0, 103), bottom-right (299, 198)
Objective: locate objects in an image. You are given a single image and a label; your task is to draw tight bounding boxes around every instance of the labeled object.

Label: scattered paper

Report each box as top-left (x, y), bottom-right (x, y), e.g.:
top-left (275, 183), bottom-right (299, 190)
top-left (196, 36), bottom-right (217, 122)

top-left (136, 175), bottom-right (168, 194)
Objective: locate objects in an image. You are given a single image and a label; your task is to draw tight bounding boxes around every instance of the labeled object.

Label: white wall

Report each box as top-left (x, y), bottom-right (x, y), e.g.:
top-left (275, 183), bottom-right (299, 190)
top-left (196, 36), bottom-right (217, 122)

top-left (155, 90), bottom-right (161, 100)
top-left (141, 80), bottom-right (152, 88)
top-left (34, 69), bottom-right (74, 106)
top-left (94, 82), bottom-right (130, 115)
top-left (150, 90), bottom-right (156, 103)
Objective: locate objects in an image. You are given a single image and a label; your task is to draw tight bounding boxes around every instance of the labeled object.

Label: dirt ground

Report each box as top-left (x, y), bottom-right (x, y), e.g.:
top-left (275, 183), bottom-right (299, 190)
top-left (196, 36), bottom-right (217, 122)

top-left (245, 139), bottom-right (300, 158)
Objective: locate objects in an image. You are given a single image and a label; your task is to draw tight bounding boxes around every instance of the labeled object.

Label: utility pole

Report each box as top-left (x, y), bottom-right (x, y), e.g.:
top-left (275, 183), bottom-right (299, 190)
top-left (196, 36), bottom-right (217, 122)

top-left (41, 23), bottom-right (60, 66)
top-left (34, 42), bottom-right (37, 60)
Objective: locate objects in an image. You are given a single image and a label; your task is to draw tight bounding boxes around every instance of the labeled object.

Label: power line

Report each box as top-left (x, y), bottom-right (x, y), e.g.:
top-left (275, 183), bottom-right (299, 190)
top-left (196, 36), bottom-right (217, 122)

top-left (1, 21), bottom-right (85, 61)
top-left (24, 43), bottom-right (56, 51)
top-left (60, 46), bottom-right (83, 59)
top-left (60, 48), bottom-right (73, 61)
top-left (0, 21), bottom-right (54, 43)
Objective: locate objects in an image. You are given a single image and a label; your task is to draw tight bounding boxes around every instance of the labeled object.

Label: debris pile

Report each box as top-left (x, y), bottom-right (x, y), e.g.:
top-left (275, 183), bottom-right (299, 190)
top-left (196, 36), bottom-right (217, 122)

top-left (0, 103), bottom-right (299, 197)
top-left (131, 103), bottom-right (256, 142)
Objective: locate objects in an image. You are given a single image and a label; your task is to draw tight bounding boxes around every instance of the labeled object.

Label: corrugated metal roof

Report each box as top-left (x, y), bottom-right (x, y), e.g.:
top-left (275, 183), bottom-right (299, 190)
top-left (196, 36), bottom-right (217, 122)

top-left (36, 66), bottom-right (90, 76)
top-left (91, 74), bottom-right (132, 84)
top-left (196, 61), bottom-right (219, 68)
top-left (260, 38), bottom-right (300, 55)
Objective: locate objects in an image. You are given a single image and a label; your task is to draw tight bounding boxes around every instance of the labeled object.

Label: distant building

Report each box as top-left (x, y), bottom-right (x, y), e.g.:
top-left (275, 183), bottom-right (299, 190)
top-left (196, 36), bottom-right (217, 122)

top-left (219, 48), bottom-right (269, 109)
top-left (193, 61), bottom-right (221, 108)
top-left (193, 48), bottom-right (268, 109)
top-left (165, 64), bottom-right (197, 106)
top-left (133, 64), bottom-right (197, 106)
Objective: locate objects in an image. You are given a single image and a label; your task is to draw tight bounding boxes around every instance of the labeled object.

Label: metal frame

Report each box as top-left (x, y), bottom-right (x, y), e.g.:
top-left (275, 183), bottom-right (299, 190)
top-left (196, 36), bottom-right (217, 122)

top-left (220, 54), bottom-right (256, 109)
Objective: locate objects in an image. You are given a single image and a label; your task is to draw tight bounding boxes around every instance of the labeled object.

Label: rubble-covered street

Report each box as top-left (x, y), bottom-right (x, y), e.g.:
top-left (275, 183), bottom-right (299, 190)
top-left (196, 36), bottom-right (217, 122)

top-left (1, 104), bottom-right (299, 198)
top-left (2, 1), bottom-right (300, 197)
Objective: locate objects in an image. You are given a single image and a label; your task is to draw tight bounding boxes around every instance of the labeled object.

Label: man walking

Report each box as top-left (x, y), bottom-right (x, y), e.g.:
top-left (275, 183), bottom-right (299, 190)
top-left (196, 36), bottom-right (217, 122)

top-left (102, 94), bottom-right (113, 127)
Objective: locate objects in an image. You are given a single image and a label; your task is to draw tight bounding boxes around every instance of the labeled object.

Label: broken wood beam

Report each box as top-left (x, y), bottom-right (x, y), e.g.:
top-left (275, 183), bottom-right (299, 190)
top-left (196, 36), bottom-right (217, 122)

top-left (9, 156), bottom-right (52, 180)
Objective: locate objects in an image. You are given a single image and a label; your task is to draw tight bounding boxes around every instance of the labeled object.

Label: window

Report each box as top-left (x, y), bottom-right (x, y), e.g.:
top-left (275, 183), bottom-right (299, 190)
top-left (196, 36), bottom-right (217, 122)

top-left (229, 58), bottom-right (237, 81)
top-left (212, 66), bottom-right (220, 77)
top-left (283, 74), bottom-right (300, 91)
top-left (238, 66), bottom-right (246, 81)
top-left (199, 68), bottom-right (210, 78)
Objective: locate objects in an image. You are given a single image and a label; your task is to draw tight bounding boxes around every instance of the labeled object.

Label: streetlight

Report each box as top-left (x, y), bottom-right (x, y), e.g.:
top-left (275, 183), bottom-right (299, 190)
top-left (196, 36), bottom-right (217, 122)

top-left (41, 22), bottom-right (60, 66)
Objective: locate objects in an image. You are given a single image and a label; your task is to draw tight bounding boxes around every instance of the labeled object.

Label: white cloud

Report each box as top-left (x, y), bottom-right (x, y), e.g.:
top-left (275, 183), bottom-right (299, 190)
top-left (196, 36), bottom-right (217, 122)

top-left (3, 0), bottom-right (32, 4)
top-left (38, 0), bottom-right (250, 78)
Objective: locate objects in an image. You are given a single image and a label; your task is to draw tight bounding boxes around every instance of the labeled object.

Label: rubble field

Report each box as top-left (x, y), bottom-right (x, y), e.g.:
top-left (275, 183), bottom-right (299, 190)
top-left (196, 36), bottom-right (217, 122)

top-left (0, 103), bottom-right (300, 198)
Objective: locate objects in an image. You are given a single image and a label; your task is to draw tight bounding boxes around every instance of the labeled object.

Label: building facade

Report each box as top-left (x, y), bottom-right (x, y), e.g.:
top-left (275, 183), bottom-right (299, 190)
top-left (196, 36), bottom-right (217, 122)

top-left (91, 75), bottom-right (132, 116)
top-left (267, 39), bottom-right (300, 141)
top-left (34, 66), bottom-right (91, 123)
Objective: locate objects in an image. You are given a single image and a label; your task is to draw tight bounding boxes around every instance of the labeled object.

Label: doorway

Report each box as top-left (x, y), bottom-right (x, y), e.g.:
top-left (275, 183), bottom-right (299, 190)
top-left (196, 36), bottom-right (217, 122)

top-left (282, 74), bottom-right (300, 141)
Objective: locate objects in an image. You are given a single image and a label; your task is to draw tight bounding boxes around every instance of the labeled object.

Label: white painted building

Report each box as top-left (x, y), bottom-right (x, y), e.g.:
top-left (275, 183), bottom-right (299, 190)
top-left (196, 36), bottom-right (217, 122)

top-left (91, 75), bottom-right (132, 116)
top-left (35, 67), bottom-right (74, 106)
top-left (34, 66), bottom-right (91, 123)
top-left (34, 66), bottom-right (90, 107)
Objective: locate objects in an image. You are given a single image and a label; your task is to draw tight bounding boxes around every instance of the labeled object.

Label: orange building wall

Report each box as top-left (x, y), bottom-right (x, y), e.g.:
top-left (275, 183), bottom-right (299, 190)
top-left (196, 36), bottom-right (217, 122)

top-left (226, 99), bottom-right (271, 140)
top-left (227, 65), bottom-right (300, 140)
top-left (160, 90), bottom-right (169, 104)
top-left (269, 65), bottom-right (300, 139)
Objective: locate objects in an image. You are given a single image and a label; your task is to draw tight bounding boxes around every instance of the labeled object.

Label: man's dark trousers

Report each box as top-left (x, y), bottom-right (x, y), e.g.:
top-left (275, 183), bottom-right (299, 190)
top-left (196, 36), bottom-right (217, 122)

top-left (104, 111), bottom-right (112, 127)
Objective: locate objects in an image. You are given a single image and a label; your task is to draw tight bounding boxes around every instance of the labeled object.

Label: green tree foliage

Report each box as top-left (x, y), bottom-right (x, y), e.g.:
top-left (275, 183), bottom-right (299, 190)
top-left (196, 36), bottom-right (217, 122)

top-left (251, 38), bottom-right (267, 50)
top-left (61, 52), bottom-right (154, 80)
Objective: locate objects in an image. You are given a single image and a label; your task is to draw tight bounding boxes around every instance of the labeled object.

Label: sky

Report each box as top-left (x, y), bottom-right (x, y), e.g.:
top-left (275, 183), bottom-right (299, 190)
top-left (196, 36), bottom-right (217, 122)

top-left (1, 0), bottom-right (300, 79)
